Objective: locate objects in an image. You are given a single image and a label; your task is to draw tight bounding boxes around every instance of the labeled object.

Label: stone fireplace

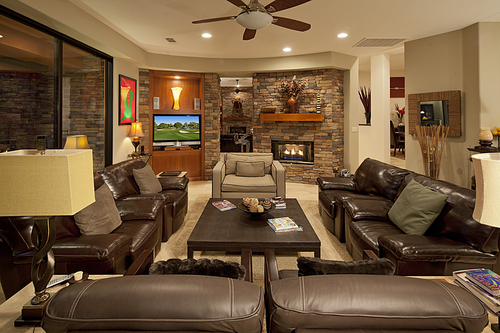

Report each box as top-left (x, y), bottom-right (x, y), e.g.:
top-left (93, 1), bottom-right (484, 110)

top-left (272, 140), bottom-right (314, 165)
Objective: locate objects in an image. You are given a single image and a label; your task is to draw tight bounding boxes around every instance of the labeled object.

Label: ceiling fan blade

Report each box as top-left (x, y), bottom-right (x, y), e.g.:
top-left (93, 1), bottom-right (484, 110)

top-left (272, 16), bottom-right (311, 31)
top-left (227, 0), bottom-right (250, 10)
top-left (192, 16), bottom-right (236, 24)
top-left (243, 29), bottom-right (256, 40)
top-left (265, 0), bottom-right (311, 13)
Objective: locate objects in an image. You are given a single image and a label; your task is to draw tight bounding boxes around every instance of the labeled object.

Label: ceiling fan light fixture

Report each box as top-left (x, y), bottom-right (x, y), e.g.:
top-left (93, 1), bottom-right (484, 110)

top-left (236, 11), bottom-right (273, 30)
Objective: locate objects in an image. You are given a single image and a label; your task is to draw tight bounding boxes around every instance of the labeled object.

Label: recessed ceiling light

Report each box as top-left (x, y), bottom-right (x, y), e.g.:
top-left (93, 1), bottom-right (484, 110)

top-left (175, 76), bottom-right (181, 79)
top-left (337, 33), bottom-right (348, 38)
top-left (283, 47), bottom-right (291, 52)
top-left (202, 33), bottom-right (212, 38)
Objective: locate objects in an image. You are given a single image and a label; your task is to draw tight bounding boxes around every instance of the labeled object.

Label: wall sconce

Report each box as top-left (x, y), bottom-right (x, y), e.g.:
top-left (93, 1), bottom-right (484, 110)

top-left (171, 87), bottom-right (182, 110)
top-left (128, 122), bottom-right (144, 153)
top-left (63, 135), bottom-right (90, 149)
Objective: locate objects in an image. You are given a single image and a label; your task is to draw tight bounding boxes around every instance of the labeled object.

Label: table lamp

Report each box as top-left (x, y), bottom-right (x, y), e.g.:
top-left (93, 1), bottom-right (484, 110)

top-left (63, 135), bottom-right (90, 149)
top-left (471, 152), bottom-right (500, 332)
top-left (0, 149), bottom-right (95, 325)
top-left (128, 122), bottom-right (144, 153)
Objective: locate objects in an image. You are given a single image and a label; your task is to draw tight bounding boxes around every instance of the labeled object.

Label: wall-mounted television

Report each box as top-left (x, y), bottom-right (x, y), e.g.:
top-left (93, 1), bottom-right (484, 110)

top-left (152, 114), bottom-right (201, 146)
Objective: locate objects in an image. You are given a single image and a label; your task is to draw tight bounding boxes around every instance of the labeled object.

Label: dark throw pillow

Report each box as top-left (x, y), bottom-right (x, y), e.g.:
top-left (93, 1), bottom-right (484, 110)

top-left (149, 258), bottom-right (246, 280)
top-left (388, 179), bottom-right (448, 235)
top-left (133, 164), bottom-right (162, 194)
top-left (297, 257), bottom-right (396, 276)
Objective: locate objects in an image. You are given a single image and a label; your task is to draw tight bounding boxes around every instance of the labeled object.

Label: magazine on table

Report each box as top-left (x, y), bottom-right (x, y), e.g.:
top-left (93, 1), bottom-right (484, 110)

top-left (464, 268), bottom-right (500, 296)
top-left (212, 200), bottom-right (236, 211)
top-left (453, 270), bottom-right (500, 313)
top-left (267, 217), bottom-right (303, 233)
top-left (270, 197), bottom-right (286, 209)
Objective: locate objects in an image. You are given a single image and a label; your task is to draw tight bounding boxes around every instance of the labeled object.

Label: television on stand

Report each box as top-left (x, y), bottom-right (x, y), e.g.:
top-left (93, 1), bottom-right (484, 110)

top-left (152, 114), bottom-right (201, 147)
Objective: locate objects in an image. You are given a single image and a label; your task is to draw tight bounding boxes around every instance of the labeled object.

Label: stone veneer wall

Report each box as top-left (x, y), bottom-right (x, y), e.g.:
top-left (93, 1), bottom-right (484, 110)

top-left (252, 69), bottom-right (344, 184)
top-left (138, 69), bottom-right (150, 153)
top-left (221, 87), bottom-right (253, 134)
top-left (204, 73), bottom-right (221, 180)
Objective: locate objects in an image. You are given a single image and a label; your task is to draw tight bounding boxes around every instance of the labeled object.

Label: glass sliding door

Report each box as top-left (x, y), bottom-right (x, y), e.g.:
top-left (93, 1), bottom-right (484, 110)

top-left (0, 8), bottom-right (112, 169)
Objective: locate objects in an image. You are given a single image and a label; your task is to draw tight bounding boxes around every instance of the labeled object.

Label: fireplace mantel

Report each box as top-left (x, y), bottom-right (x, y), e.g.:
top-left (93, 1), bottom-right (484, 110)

top-left (260, 113), bottom-right (323, 122)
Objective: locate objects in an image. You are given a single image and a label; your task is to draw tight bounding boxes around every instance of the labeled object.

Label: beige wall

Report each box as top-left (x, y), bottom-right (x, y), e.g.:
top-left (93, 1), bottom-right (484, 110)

top-left (405, 23), bottom-right (500, 187)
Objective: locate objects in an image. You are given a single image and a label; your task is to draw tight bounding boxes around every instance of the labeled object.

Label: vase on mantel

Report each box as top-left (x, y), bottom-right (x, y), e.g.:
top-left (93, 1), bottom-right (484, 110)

top-left (365, 112), bottom-right (371, 124)
top-left (287, 97), bottom-right (297, 113)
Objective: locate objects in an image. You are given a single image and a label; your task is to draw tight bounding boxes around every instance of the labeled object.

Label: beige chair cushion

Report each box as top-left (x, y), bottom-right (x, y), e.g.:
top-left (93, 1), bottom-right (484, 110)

top-left (222, 174), bottom-right (277, 193)
top-left (74, 184), bottom-right (122, 235)
top-left (236, 161), bottom-right (265, 177)
top-left (225, 153), bottom-right (273, 175)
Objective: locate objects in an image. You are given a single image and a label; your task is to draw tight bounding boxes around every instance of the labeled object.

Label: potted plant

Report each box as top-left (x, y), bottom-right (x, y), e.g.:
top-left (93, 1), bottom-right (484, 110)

top-left (281, 76), bottom-right (307, 113)
top-left (358, 86), bottom-right (371, 124)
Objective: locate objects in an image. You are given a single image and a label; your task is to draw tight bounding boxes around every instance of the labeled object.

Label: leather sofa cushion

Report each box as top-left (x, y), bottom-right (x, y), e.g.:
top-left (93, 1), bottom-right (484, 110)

top-left (343, 197), bottom-right (393, 221)
top-left (74, 183), bottom-right (122, 235)
top-left (388, 179), bottom-right (448, 235)
top-left (112, 220), bottom-right (160, 258)
top-left (158, 176), bottom-right (189, 190)
top-left (225, 153), bottom-right (273, 175)
top-left (267, 275), bottom-right (488, 333)
top-left (222, 174), bottom-right (276, 192)
top-left (115, 198), bottom-right (164, 221)
top-left (43, 275), bottom-right (264, 333)
top-left (132, 164), bottom-right (162, 194)
top-left (317, 176), bottom-right (356, 191)
top-left (353, 158), bottom-right (410, 200)
top-left (402, 174), bottom-right (499, 253)
top-left (379, 234), bottom-right (498, 264)
top-left (98, 159), bottom-right (145, 200)
top-left (349, 220), bottom-right (403, 256)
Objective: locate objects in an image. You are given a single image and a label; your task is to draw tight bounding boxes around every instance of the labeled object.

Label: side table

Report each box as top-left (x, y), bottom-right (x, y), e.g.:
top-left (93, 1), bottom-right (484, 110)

top-left (127, 152), bottom-right (152, 164)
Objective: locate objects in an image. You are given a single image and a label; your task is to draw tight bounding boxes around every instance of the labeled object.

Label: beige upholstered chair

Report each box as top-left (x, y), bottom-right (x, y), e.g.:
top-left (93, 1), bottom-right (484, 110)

top-left (212, 153), bottom-right (286, 198)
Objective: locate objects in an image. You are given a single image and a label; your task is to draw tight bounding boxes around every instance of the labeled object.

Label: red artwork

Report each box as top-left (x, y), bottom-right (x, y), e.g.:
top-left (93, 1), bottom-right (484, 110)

top-left (119, 75), bottom-right (136, 125)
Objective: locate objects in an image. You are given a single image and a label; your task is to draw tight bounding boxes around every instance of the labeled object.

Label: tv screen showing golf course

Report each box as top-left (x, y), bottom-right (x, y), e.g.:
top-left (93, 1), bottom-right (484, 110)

top-left (153, 114), bottom-right (201, 142)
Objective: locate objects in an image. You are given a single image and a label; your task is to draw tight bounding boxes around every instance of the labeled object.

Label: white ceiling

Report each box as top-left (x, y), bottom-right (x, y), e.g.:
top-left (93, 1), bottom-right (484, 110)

top-left (62, 0), bottom-right (500, 74)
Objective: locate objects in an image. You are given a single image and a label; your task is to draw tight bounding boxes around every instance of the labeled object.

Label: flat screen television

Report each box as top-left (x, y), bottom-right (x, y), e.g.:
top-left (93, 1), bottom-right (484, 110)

top-left (153, 114), bottom-right (201, 146)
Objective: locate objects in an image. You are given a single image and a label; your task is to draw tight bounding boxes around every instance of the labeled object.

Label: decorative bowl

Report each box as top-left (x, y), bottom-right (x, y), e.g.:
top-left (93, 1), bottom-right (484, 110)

top-left (237, 201), bottom-right (275, 215)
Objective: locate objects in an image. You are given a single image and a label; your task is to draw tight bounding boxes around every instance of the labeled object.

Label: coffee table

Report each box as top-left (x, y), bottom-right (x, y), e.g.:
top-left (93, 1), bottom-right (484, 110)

top-left (187, 198), bottom-right (321, 259)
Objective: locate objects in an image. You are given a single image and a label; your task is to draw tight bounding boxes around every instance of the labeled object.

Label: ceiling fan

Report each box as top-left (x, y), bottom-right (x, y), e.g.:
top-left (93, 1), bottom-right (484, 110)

top-left (192, 0), bottom-right (312, 40)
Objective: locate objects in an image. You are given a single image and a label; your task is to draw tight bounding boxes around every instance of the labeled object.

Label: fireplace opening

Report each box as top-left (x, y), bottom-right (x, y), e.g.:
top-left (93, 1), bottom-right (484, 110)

top-left (271, 140), bottom-right (314, 165)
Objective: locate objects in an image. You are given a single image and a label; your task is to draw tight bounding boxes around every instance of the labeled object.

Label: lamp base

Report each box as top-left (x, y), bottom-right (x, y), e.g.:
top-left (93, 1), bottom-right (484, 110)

top-left (14, 294), bottom-right (51, 327)
top-left (132, 138), bottom-right (140, 153)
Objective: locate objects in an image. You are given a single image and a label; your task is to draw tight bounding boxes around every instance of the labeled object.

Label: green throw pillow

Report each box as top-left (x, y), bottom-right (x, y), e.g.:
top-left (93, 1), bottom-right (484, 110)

top-left (388, 179), bottom-right (448, 235)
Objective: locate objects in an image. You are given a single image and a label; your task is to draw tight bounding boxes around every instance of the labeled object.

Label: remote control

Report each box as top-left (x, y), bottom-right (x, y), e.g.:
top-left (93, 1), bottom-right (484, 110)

top-left (46, 273), bottom-right (75, 289)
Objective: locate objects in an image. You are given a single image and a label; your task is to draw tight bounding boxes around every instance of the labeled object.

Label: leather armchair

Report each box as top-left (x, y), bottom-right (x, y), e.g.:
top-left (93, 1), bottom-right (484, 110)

top-left (264, 249), bottom-right (488, 333)
top-left (212, 152), bottom-right (286, 198)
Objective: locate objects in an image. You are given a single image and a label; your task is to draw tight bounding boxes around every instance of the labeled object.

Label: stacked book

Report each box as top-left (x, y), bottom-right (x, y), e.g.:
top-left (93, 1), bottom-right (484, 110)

top-left (270, 197), bottom-right (286, 209)
top-left (453, 268), bottom-right (500, 313)
top-left (212, 200), bottom-right (236, 211)
top-left (267, 217), bottom-right (303, 233)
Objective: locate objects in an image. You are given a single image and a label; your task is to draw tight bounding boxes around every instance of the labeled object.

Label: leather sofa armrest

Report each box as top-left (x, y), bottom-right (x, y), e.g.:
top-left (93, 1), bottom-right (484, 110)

top-left (212, 160), bottom-right (225, 198)
top-left (265, 249), bottom-right (280, 283)
top-left (115, 199), bottom-right (164, 221)
top-left (317, 176), bottom-right (356, 191)
top-left (124, 249), bottom-right (155, 276)
top-left (158, 176), bottom-right (189, 191)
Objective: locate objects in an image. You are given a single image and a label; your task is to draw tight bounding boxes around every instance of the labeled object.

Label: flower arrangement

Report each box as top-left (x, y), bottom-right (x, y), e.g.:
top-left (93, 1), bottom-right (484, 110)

top-left (358, 86), bottom-right (371, 114)
top-left (281, 75), bottom-right (308, 98)
top-left (395, 103), bottom-right (405, 123)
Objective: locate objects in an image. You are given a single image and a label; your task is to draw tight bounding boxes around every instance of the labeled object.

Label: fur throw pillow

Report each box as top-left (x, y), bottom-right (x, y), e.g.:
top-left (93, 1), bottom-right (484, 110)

top-left (297, 257), bottom-right (396, 276)
top-left (149, 258), bottom-right (246, 280)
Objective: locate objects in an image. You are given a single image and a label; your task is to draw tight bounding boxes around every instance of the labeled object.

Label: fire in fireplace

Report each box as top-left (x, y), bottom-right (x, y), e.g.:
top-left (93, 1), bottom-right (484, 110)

top-left (271, 140), bottom-right (314, 165)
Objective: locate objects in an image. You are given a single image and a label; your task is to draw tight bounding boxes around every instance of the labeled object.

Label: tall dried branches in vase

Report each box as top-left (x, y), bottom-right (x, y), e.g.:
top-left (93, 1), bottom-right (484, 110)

top-left (415, 125), bottom-right (450, 179)
top-left (358, 86), bottom-right (371, 124)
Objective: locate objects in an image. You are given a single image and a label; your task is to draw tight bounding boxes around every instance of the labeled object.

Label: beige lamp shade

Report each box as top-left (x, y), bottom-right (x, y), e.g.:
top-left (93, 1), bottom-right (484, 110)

top-left (64, 135), bottom-right (90, 149)
top-left (0, 149), bottom-right (95, 216)
top-left (128, 122), bottom-right (144, 138)
top-left (472, 153), bottom-right (500, 227)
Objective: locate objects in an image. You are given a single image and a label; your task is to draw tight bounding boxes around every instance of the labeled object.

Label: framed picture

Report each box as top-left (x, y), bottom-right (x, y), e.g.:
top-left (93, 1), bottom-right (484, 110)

top-left (119, 75), bottom-right (137, 125)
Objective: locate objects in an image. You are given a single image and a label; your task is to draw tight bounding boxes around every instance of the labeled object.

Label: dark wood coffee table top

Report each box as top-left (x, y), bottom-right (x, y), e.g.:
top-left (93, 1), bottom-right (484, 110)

top-left (187, 198), bottom-right (321, 258)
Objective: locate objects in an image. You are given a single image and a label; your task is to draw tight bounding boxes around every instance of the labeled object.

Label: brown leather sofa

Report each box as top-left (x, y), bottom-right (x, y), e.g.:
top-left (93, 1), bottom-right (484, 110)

top-left (318, 158), bottom-right (500, 275)
top-left (264, 249), bottom-right (489, 333)
top-left (0, 159), bottom-right (188, 299)
top-left (98, 159), bottom-right (189, 241)
top-left (42, 250), bottom-right (264, 333)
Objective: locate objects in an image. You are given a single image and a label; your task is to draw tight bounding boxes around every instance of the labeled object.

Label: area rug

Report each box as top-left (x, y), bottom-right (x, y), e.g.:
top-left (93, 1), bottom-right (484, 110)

top-left (156, 198), bottom-right (353, 289)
